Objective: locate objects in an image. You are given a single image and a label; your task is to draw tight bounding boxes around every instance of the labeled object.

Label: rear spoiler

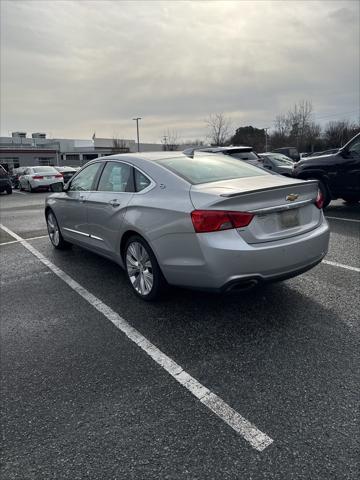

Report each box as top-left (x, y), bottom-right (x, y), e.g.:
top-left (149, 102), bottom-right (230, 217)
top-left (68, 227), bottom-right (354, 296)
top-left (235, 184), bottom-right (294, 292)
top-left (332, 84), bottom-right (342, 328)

top-left (219, 180), bottom-right (319, 198)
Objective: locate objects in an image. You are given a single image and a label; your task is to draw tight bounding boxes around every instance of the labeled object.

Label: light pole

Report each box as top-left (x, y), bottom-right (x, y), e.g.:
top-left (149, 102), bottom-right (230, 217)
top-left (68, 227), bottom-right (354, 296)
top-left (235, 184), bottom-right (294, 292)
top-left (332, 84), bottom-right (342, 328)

top-left (264, 127), bottom-right (270, 152)
top-left (133, 117), bottom-right (141, 152)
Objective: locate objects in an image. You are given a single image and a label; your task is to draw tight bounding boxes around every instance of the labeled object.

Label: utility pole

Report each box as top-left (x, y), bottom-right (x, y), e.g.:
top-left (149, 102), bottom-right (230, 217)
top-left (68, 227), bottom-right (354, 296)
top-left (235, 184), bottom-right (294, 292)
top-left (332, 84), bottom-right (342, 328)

top-left (132, 117), bottom-right (141, 152)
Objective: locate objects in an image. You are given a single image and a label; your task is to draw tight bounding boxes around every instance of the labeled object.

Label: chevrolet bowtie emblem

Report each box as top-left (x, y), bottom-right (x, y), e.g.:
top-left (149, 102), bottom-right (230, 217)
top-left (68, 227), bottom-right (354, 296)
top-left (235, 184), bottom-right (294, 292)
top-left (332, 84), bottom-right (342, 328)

top-left (286, 193), bottom-right (298, 202)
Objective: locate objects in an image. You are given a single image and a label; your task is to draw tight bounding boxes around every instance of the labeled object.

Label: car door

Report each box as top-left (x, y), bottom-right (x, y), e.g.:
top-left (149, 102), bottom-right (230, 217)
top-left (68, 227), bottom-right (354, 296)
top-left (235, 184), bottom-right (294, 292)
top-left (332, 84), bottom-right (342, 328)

top-left (333, 137), bottom-right (360, 196)
top-left (85, 161), bottom-right (135, 255)
top-left (57, 162), bottom-right (103, 246)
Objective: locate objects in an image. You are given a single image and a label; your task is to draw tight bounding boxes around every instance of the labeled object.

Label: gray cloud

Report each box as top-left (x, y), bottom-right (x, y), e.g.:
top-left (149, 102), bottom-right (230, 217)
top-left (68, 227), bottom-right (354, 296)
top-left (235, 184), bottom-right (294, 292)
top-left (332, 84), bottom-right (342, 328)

top-left (1, 0), bottom-right (359, 142)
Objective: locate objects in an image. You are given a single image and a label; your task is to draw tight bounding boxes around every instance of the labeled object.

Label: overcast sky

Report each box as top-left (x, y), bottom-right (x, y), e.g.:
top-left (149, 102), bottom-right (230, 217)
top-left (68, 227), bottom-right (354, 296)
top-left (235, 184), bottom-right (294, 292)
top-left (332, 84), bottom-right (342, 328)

top-left (1, 0), bottom-right (359, 142)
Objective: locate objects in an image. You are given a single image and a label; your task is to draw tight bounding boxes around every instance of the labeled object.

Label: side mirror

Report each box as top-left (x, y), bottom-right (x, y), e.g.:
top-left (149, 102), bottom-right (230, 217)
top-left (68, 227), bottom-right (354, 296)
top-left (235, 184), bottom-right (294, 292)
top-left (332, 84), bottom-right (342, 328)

top-left (49, 182), bottom-right (64, 192)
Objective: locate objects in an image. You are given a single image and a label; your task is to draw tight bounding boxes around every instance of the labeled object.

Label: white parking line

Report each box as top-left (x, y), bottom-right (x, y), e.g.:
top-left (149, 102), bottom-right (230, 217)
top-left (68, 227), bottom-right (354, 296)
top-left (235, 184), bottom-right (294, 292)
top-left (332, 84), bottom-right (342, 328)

top-left (0, 234), bottom-right (48, 246)
top-left (326, 216), bottom-right (360, 224)
top-left (323, 260), bottom-right (360, 273)
top-left (0, 223), bottom-right (273, 452)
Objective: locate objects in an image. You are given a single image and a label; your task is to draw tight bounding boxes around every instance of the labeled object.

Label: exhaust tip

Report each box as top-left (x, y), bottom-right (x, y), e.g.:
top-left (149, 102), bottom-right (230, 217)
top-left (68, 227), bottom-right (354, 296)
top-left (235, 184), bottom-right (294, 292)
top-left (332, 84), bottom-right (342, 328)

top-left (225, 279), bottom-right (259, 293)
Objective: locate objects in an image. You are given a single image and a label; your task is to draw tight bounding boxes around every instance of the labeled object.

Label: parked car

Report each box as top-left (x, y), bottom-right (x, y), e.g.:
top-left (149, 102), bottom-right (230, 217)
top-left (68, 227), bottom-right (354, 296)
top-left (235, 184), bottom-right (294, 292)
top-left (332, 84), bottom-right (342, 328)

top-left (10, 167), bottom-right (27, 189)
top-left (271, 147), bottom-right (300, 161)
top-left (54, 166), bottom-right (77, 183)
top-left (45, 152), bottom-right (329, 301)
top-left (19, 166), bottom-right (64, 192)
top-left (293, 132), bottom-right (360, 207)
top-left (258, 152), bottom-right (295, 176)
top-left (0, 165), bottom-right (12, 194)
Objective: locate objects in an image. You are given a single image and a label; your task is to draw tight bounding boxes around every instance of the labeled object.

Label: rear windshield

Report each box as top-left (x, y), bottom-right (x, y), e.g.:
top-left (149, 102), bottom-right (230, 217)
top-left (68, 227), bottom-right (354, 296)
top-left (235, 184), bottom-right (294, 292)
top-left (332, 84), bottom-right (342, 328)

top-left (155, 154), bottom-right (268, 185)
top-left (32, 167), bottom-right (57, 173)
top-left (226, 151), bottom-right (259, 161)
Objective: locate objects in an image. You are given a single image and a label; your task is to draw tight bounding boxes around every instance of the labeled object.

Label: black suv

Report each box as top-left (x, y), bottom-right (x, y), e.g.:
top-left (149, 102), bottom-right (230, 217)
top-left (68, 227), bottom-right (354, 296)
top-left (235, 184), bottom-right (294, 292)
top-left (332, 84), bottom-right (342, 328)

top-left (293, 132), bottom-right (360, 207)
top-left (0, 166), bottom-right (13, 195)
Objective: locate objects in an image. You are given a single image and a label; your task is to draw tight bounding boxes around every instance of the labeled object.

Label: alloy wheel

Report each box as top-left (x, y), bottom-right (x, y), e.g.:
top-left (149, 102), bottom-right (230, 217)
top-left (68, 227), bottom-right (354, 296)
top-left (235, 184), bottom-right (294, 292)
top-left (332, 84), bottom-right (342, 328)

top-left (47, 212), bottom-right (60, 246)
top-left (126, 241), bottom-right (154, 296)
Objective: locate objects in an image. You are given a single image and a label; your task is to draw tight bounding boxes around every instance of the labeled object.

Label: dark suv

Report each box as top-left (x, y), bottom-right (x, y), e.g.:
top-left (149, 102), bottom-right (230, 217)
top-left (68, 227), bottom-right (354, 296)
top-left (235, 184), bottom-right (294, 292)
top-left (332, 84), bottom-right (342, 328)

top-left (292, 133), bottom-right (360, 207)
top-left (0, 166), bottom-right (13, 195)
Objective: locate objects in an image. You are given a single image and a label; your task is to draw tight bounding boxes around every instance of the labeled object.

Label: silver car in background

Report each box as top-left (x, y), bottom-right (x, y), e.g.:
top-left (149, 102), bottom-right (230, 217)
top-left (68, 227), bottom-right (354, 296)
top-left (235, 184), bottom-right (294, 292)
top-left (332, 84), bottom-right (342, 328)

top-left (45, 152), bottom-right (330, 300)
top-left (19, 166), bottom-right (64, 192)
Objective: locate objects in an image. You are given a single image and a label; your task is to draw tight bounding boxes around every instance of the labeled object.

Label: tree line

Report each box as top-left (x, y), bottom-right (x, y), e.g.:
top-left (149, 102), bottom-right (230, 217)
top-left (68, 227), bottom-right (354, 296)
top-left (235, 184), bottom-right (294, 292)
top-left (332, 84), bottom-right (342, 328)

top-left (206, 101), bottom-right (359, 153)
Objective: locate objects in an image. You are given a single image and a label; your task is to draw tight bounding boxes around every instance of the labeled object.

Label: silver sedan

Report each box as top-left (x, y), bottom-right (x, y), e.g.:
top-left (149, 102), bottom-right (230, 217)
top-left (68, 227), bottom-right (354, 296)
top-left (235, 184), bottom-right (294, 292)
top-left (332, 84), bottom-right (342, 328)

top-left (45, 152), bottom-right (330, 300)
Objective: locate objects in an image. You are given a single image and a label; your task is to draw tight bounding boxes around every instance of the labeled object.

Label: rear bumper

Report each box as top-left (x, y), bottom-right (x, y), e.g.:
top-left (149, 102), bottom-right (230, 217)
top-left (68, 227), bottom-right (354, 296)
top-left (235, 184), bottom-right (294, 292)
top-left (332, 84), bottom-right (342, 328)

top-left (31, 179), bottom-right (64, 189)
top-left (158, 217), bottom-right (330, 290)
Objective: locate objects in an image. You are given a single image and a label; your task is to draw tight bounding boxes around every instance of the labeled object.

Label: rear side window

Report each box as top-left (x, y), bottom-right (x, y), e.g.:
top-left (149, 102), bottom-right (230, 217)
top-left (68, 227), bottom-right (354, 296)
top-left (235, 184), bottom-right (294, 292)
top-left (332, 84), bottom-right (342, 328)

top-left (97, 162), bottom-right (132, 192)
top-left (155, 154), bottom-right (268, 184)
top-left (134, 169), bottom-right (151, 192)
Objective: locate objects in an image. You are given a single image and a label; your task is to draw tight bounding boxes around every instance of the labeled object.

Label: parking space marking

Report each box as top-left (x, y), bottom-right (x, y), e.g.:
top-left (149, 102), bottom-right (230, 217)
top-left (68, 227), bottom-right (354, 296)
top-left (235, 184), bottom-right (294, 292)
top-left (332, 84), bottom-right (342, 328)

top-left (0, 223), bottom-right (273, 452)
top-left (323, 260), bottom-right (360, 273)
top-left (12, 190), bottom-right (27, 195)
top-left (326, 216), bottom-right (360, 223)
top-left (0, 235), bottom-right (48, 246)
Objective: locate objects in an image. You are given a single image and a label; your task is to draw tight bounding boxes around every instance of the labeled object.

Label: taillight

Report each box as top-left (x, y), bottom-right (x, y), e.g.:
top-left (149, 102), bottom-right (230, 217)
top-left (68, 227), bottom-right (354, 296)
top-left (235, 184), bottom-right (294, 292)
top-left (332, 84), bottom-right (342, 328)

top-left (54, 174), bottom-right (63, 178)
top-left (32, 175), bottom-right (44, 179)
top-left (191, 210), bottom-right (254, 233)
top-left (315, 189), bottom-right (324, 209)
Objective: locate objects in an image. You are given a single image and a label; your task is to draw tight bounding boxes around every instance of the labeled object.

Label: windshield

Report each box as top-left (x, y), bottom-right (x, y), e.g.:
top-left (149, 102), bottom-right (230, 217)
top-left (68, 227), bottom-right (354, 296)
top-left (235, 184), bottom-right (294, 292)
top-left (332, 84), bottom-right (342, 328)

top-left (264, 154), bottom-right (294, 166)
top-left (155, 154), bottom-right (268, 184)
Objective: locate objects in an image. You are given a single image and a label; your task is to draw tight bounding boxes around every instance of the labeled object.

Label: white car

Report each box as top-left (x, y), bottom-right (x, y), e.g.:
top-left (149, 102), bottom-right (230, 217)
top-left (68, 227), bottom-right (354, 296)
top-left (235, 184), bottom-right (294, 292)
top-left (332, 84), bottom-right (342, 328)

top-left (19, 166), bottom-right (64, 192)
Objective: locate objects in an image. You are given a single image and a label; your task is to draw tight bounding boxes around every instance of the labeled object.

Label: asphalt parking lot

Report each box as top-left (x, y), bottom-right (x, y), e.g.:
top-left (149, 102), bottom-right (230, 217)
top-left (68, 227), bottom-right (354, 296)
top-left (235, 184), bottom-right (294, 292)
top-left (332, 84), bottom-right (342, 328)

top-left (0, 190), bottom-right (359, 479)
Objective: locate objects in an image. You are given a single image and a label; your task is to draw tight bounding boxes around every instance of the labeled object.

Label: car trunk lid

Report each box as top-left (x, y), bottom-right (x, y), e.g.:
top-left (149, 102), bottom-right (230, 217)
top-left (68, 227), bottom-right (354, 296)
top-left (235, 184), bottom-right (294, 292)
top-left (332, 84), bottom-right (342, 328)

top-left (190, 175), bottom-right (321, 244)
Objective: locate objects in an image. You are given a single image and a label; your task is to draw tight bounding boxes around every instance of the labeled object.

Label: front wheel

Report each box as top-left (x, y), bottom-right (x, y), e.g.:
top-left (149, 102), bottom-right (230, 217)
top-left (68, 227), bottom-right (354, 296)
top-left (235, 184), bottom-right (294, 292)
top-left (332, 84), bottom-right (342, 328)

top-left (124, 236), bottom-right (166, 301)
top-left (46, 211), bottom-right (71, 250)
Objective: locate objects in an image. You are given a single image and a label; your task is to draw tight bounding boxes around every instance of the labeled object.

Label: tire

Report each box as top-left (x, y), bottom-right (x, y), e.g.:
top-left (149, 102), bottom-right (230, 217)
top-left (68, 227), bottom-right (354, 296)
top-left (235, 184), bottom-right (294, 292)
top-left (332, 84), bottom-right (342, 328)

top-left (27, 182), bottom-right (35, 193)
top-left (6, 186), bottom-right (12, 194)
top-left (342, 196), bottom-right (360, 204)
top-left (124, 235), bottom-right (167, 301)
top-left (46, 210), bottom-right (71, 250)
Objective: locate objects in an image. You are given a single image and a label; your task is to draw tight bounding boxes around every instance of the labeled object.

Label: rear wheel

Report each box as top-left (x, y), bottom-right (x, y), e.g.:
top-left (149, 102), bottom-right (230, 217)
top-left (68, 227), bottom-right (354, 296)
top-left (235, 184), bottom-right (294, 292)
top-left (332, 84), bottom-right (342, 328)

top-left (342, 196), bottom-right (360, 204)
top-left (27, 181), bottom-right (35, 193)
top-left (46, 211), bottom-right (71, 249)
top-left (6, 186), bottom-right (12, 194)
top-left (124, 235), bottom-right (166, 301)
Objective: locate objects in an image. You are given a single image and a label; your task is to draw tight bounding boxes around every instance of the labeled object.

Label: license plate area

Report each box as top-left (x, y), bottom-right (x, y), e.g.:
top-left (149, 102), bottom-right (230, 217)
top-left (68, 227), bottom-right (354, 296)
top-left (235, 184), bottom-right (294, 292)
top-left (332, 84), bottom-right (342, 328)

top-left (280, 209), bottom-right (300, 228)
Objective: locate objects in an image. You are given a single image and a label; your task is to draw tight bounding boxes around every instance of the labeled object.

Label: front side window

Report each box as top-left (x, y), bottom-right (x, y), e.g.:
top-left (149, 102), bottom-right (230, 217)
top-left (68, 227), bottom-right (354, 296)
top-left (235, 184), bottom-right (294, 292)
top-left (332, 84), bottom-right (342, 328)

top-left (134, 169), bottom-right (151, 192)
top-left (69, 163), bottom-right (101, 191)
top-left (97, 162), bottom-right (132, 192)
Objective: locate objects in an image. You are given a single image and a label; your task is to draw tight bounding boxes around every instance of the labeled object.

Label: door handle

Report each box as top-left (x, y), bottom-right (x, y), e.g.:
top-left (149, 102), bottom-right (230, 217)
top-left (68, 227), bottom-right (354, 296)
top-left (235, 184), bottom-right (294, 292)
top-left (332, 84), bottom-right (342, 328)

top-left (109, 199), bottom-right (120, 207)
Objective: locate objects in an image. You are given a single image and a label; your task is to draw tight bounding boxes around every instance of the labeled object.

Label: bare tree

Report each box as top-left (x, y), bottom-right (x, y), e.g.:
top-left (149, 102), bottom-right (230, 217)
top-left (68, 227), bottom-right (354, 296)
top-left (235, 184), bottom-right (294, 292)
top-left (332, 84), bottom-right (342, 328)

top-left (161, 129), bottom-right (179, 151)
top-left (205, 113), bottom-right (232, 146)
top-left (112, 138), bottom-right (129, 153)
top-left (324, 120), bottom-right (360, 148)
